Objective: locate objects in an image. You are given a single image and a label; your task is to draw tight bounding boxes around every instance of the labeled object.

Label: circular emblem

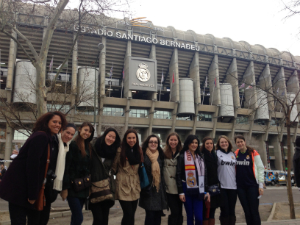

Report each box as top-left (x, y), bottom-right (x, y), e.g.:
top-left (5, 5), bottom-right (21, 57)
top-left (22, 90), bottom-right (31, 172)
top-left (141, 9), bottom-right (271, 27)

top-left (187, 172), bottom-right (196, 188)
top-left (246, 155), bottom-right (250, 160)
top-left (136, 63), bottom-right (151, 82)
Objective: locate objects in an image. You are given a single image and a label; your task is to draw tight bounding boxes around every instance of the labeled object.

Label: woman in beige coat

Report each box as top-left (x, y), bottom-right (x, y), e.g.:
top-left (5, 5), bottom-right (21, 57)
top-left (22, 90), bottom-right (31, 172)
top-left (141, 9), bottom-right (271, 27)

top-left (163, 132), bottom-right (183, 225)
top-left (112, 129), bottom-right (143, 225)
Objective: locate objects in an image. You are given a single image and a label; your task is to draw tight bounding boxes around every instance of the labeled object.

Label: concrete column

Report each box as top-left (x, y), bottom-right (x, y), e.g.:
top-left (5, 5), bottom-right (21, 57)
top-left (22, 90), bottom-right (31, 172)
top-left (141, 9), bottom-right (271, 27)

top-left (97, 37), bottom-right (107, 135)
top-left (147, 45), bottom-right (157, 136)
top-left (208, 55), bottom-right (221, 106)
top-left (243, 61), bottom-right (257, 109)
top-left (287, 70), bottom-right (300, 114)
top-left (70, 33), bottom-right (78, 122)
top-left (259, 64), bottom-right (274, 111)
top-left (171, 103), bottom-right (178, 132)
top-left (210, 107), bottom-right (219, 139)
top-left (273, 67), bottom-right (287, 112)
top-left (4, 126), bottom-right (13, 167)
top-left (189, 52), bottom-right (200, 135)
top-left (123, 41), bottom-right (132, 133)
top-left (169, 49), bottom-right (179, 103)
top-left (229, 110), bottom-right (237, 140)
top-left (272, 137), bottom-right (283, 170)
top-left (226, 58), bottom-right (240, 108)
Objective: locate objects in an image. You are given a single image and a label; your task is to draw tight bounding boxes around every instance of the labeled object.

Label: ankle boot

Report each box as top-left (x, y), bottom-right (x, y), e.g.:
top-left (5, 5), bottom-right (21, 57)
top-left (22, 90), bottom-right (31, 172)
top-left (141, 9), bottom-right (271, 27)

top-left (208, 218), bottom-right (215, 225)
top-left (203, 220), bottom-right (209, 225)
top-left (228, 216), bottom-right (236, 225)
top-left (219, 216), bottom-right (229, 225)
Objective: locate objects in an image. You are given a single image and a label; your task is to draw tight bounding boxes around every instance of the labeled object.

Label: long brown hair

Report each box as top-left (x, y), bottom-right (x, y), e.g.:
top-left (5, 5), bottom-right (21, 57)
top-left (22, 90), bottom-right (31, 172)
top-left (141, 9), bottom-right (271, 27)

top-left (200, 136), bottom-right (215, 153)
top-left (234, 135), bottom-right (254, 155)
top-left (164, 132), bottom-right (182, 159)
top-left (32, 111), bottom-right (67, 134)
top-left (74, 122), bottom-right (94, 157)
top-left (216, 135), bottom-right (233, 152)
top-left (120, 129), bottom-right (143, 167)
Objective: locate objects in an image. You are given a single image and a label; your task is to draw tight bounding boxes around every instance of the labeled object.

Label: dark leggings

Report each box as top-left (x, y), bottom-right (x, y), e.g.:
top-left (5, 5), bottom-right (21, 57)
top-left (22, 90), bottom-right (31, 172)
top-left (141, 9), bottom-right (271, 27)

top-left (166, 193), bottom-right (183, 222)
top-left (119, 200), bottom-right (138, 225)
top-left (9, 202), bottom-right (38, 225)
top-left (220, 188), bottom-right (237, 218)
top-left (90, 202), bottom-right (110, 225)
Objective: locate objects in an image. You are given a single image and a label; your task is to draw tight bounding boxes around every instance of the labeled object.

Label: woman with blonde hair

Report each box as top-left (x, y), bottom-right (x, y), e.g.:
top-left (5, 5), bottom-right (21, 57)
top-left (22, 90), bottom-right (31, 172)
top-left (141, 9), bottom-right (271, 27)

top-left (163, 132), bottom-right (183, 225)
top-left (216, 135), bottom-right (237, 225)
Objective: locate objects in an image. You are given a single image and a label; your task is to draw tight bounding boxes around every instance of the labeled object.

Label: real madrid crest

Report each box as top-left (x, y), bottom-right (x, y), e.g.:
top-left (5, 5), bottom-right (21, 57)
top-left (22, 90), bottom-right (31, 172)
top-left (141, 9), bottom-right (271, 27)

top-left (187, 171), bottom-right (196, 188)
top-left (136, 62), bottom-right (151, 82)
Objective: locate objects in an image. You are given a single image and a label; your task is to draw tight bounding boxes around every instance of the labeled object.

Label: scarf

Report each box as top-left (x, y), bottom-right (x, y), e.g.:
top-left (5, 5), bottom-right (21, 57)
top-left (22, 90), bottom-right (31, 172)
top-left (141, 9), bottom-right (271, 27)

top-left (53, 133), bottom-right (71, 191)
top-left (126, 147), bottom-right (140, 165)
top-left (98, 141), bottom-right (117, 160)
top-left (184, 150), bottom-right (205, 195)
top-left (146, 148), bottom-right (160, 192)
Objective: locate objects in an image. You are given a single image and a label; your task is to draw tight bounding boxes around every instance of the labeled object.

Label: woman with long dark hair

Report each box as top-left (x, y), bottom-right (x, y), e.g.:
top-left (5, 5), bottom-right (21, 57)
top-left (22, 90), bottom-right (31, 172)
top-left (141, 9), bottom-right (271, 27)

top-left (139, 134), bottom-right (168, 225)
top-left (200, 137), bottom-right (220, 225)
top-left (216, 135), bottom-right (237, 225)
top-left (112, 129), bottom-right (143, 225)
top-left (234, 135), bottom-right (264, 225)
top-left (90, 127), bottom-right (121, 225)
top-left (176, 135), bottom-right (210, 225)
top-left (163, 132), bottom-right (183, 225)
top-left (61, 122), bottom-right (94, 225)
top-left (0, 111), bottom-right (67, 225)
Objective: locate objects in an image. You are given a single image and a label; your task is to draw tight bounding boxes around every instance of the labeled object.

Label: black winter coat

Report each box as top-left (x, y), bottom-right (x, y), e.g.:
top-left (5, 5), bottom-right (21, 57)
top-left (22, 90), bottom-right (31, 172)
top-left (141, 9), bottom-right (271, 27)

top-left (202, 149), bottom-right (221, 208)
top-left (0, 131), bottom-right (53, 209)
top-left (176, 152), bottom-right (208, 197)
top-left (293, 147), bottom-right (300, 188)
top-left (139, 153), bottom-right (167, 211)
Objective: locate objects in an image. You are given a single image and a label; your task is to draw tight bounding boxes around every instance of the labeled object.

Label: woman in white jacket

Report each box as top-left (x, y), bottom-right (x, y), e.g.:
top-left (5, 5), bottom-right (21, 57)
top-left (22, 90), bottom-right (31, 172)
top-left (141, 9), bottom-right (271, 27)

top-left (234, 135), bottom-right (264, 225)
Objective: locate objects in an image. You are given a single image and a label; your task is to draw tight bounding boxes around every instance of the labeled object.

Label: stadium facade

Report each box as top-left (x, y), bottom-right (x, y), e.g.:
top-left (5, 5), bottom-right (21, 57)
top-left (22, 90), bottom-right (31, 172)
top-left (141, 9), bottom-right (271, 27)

top-left (0, 14), bottom-right (300, 170)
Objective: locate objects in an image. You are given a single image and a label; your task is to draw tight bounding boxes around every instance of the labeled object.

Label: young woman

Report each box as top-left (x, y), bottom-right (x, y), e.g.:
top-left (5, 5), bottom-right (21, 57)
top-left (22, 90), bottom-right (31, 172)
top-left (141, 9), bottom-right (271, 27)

top-left (176, 134), bottom-right (210, 225)
top-left (234, 135), bottom-right (264, 225)
top-left (61, 122), bottom-right (94, 225)
top-left (163, 132), bottom-right (183, 225)
top-left (200, 137), bottom-right (220, 225)
top-left (216, 135), bottom-right (237, 225)
top-left (112, 129), bottom-right (143, 225)
top-left (90, 127), bottom-right (121, 225)
top-left (139, 134), bottom-right (168, 225)
top-left (0, 111), bottom-right (67, 225)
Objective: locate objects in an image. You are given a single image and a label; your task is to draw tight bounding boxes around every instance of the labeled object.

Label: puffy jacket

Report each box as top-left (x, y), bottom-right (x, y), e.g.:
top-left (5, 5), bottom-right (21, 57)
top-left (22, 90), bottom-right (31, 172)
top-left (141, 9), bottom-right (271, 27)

top-left (235, 149), bottom-right (264, 189)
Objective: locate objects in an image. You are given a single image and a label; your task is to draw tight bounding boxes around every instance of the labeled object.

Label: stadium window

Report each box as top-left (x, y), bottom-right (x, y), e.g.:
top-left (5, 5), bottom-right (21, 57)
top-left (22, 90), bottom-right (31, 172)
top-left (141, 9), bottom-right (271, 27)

top-left (177, 115), bottom-right (193, 120)
top-left (14, 130), bottom-right (30, 140)
top-left (154, 111), bottom-right (172, 119)
top-left (76, 107), bottom-right (98, 115)
top-left (103, 107), bottom-right (124, 116)
top-left (197, 113), bottom-right (212, 122)
top-left (129, 109), bottom-right (148, 118)
top-left (47, 104), bottom-right (70, 113)
top-left (236, 115), bottom-right (249, 124)
top-left (270, 118), bottom-right (281, 126)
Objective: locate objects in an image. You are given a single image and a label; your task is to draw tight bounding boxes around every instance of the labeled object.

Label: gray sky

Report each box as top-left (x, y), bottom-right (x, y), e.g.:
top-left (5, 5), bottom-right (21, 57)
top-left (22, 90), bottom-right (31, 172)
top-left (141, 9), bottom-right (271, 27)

top-left (127, 0), bottom-right (300, 57)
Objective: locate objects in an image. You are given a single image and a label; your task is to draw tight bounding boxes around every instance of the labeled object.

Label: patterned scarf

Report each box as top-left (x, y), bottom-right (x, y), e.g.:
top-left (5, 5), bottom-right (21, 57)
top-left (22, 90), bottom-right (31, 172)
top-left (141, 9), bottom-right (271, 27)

top-left (146, 148), bottom-right (160, 192)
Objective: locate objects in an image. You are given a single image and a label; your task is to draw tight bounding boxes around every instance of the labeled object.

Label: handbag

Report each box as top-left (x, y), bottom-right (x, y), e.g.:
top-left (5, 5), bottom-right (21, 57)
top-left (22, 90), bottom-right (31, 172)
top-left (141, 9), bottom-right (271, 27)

top-left (89, 148), bottom-right (115, 205)
top-left (138, 163), bottom-right (150, 189)
top-left (208, 184), bottom-right (220, 197)
top-left (72, 175), bottom-right (91, 192)
top-left (34, 143), bottom-right (50, 211)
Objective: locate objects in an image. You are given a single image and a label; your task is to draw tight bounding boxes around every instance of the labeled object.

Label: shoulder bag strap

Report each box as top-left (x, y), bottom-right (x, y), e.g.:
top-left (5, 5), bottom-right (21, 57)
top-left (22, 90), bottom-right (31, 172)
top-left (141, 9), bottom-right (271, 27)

top-left (43, 144), bottom-right (50, 186)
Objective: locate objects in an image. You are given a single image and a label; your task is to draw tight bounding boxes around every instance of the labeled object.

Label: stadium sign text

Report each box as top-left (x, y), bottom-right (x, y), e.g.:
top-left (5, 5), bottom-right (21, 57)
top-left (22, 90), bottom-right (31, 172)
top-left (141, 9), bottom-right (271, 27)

top-left (74, 25), bottom-right (201, 51)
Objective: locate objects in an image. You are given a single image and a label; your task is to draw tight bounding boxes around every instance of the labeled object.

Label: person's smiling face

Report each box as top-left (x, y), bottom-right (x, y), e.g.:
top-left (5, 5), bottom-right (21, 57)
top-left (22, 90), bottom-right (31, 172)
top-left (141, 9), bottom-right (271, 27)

top-left (48, 115), bottom-right (62, 135)
top-left (61, 127), bottom-right (76, 143)
top-left (79, 126), bottom-right (91, 140)
top-left (105, 131), bottom-right (116, 146)
top-left (126, 132), bottom-right (136, 148)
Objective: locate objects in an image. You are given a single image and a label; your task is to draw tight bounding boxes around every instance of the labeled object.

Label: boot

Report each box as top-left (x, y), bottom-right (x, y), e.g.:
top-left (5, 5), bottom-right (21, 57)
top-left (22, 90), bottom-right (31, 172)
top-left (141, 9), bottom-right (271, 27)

top-left (228, 216), bottom-right (236, 225)
top-left (219, 216), bottom-right (229, 225)
top-left (208, 218), bottom-right (215, 225)
top-left (203, 220), bottom-right (209, 225)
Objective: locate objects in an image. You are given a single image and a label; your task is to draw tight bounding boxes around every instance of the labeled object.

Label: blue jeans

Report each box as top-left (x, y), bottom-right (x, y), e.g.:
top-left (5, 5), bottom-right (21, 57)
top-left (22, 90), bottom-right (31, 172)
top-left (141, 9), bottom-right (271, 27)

top-left (182, 182), bottom-right (203, 225)
top-left (67, 196), bottom-right (86, 225)
top-left (237, 186), bottom-right (261, 225)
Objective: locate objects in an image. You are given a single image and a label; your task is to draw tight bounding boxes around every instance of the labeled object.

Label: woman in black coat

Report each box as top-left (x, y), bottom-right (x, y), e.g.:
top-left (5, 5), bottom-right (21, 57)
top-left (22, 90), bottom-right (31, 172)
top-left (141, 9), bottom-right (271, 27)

top-left (139, 134), bottom-right (167, 225)
top-left (0, 111), bottom-right (67, 225)
top-left (200, 137), bottom-right (220, 225)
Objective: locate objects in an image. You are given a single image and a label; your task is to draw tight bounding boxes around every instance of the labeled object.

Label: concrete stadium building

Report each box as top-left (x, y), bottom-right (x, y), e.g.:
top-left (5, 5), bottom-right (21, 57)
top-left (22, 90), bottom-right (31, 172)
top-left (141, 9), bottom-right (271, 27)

top-left (0, 13), bottom-right (300, 170)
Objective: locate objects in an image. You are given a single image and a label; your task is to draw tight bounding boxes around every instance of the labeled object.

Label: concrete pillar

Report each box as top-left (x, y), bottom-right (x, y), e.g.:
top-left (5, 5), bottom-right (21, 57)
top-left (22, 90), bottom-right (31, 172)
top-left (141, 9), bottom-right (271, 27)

top-left (123, 41), bottom-right (132, 133)
top-left (273, 67), bottom-right (287, 112)
top-left (147, 45), bottom-right (157, 136)
top-left (272, 137), bottom-right (283, 170)
top-left (189, 52), bottom-right (201, 135)
top-left (259, 64), bottom-right (274, 111)
top-left (171, 103), bottom-right (178, 132)
top-left (208, 55), bottom-right (221, 106)
top-left (287, 70), bottom-right (300, 114)
top-left (169, 49), bottom-right (179, 103)
top-left (229, 110), bottom-right (237, 140)
top-left (97, 37), bottom-right (107, 135)
top-left (70, 33), bottom-right (78, 122)
top-left (210, 107), bottom-right (219, 139)
top-left (4, 126), bottom-right (13, 167)
top-left (243, 61), bottom-right (257, 109)
top-left (226, 58), bottom-right (240, 108)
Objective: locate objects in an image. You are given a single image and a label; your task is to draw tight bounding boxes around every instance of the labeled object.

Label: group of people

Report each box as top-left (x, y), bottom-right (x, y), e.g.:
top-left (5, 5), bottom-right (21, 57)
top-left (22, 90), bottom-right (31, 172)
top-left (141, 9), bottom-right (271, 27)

top-left (0, 111), bottom-right (265, 225)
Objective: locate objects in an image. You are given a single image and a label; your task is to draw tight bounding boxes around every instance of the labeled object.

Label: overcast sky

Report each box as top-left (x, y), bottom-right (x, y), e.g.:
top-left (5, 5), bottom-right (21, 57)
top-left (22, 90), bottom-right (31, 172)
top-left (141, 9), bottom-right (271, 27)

top-left (126, 0), bottom-right (300, 57)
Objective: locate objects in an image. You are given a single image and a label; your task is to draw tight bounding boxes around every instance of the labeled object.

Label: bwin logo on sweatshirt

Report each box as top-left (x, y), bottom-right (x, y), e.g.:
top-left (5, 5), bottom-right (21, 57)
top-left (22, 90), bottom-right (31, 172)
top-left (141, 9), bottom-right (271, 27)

top-left (236, 159), bottom-right (250, 166)
top-left (220, 160), bottom-right (236, 166)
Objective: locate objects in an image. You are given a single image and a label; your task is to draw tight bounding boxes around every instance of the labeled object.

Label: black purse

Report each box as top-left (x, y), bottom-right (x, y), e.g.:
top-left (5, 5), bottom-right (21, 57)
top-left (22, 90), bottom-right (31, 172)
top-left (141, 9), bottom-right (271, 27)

top-left (72, 175), bottom-right (91, 192)
top-left (208, 184), bottom-right (220, 197)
